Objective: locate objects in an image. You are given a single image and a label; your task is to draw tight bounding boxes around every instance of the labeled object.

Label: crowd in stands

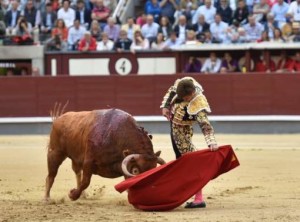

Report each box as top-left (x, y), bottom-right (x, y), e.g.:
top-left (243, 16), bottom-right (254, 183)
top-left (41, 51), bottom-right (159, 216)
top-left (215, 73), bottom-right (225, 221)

top-left (1, 0), bottom-right (300, 49)
top-left (0, 0), bottom-right (300, 73)
top-left (184, 50), bottom-right (300, 73)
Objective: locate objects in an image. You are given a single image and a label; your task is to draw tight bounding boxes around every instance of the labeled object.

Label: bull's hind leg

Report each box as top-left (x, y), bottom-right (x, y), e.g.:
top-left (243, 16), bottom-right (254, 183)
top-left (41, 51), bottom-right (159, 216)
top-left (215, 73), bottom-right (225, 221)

top-left (71, 161), bottom-right (87, 199)
top-left (69, 160), bottom-right (93, 201)
top-left (44, 150), bottom-right (66, 201)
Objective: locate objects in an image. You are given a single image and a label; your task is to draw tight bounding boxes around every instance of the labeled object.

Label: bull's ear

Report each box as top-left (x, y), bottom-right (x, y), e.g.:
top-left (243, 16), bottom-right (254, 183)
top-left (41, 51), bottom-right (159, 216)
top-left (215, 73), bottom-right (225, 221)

top-left (155, 151), bottom-right (161, 157)
top-left (148, 134), bottom-right (153, 140)
top-left (123, 149), bottom-right (131, 157)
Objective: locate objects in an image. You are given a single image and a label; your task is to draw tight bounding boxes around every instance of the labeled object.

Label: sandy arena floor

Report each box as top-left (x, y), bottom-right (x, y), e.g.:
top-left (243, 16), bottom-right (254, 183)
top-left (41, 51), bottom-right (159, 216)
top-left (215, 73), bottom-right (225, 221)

top-left (0, 134), bottom-right (300, 222)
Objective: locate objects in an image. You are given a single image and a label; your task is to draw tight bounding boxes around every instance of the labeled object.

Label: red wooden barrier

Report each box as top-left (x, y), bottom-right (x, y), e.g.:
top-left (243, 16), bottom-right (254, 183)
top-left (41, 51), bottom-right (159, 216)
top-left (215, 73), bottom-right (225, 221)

top-left (0, 74), bottom-right (299, 117)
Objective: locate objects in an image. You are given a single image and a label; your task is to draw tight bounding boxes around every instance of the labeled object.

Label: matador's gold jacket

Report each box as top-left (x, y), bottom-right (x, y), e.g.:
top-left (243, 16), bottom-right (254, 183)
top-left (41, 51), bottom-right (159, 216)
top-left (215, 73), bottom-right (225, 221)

top-left (160, 77), bottom-right (217, 146)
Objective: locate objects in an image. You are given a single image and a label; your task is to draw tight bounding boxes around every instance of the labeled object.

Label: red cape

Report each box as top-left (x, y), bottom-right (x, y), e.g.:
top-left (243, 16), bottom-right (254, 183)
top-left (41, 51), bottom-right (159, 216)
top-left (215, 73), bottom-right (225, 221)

top-left (115, 145), bottom-right (240, 211)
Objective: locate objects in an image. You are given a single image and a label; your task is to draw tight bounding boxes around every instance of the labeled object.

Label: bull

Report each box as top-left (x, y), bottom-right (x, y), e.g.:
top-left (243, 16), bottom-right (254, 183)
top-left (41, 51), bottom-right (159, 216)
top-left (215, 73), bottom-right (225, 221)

top-left (44, 105), bottom-right (165, 201)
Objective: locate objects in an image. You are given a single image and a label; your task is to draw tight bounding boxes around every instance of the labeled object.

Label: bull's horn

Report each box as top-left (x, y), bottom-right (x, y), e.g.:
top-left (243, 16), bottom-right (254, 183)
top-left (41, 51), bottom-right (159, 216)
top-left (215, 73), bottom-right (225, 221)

top-left (121, 154), bottom-right (141, 177)
top-left (157, 157), bottom-right (166, 165)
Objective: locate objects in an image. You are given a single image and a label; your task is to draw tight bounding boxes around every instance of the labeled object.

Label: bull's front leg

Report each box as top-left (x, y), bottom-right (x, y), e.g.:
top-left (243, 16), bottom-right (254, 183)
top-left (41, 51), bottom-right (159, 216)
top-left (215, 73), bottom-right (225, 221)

top-left (69, 160), bottom-right (93, 201)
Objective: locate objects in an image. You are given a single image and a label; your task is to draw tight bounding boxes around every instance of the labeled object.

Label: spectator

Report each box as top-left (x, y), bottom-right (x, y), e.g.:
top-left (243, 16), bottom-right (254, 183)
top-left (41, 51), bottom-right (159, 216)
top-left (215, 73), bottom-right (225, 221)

top-left (184, 30), bottom-right (199, 45)
top-left (192, 14), bottom-right (210, 41)
top-left (163, 31), bottom-right (183, 49)
top-left (91, 0), bottom-right (110, 30)
top-left (114, 29), bottom-right (132, 52)
top-left (90, 19), bottom-right (101, 41)
top-left (264, 13), bottom-right (278, 39)
top-left (293, 52), bottom-right (300, 72)
top-left (244, 14), bottom-right (264, 42)
top-left (22, 0), bottom-right (40, 29)
top-left (151, 32), bottom-right (166, 49)
top-left (158, 16), bottom-right (172, 40)
top-left (276, 50), bottom-right (295, 72)
top-left (288, 22), bottom-right (300, 42)
top-left (226, 19), bottom-right (241, 43)
top-left (121, 17), bottom-right (140, 41)
top-left (141, 14), bottom-right (159, 42)
top-left (221, 52), bottom-right (239, 72)
top-left (193, 0), bottom-right (216, 24)
top-left (257, 30), bottom-right (270, 42)
top-left (236, 27), bottom-right (249, 43)
top-left (271, 27), bottom-right (285, 42)
top-left (47, 32), bottom-right (68, 51)
top-left (51, 19), bottom-right (68, 43)
top-left (50, 0), bottom-right (60, 12)
top-left (184, 56), bottom-right (202, 72)
top-left (202, 30), bottom-right (218, 43)
top-left (233, 0), bottom-right (249, 25)
top-left (245, 0), bottom-right (258, 14)
top-left (78, 31), bottom-right (97, 51)
top-left (282, 21), bottom-right (293, 41)
top-left (57, 0), bottom-right (75, 28)
top-left (5, 0), bottom-right (21, 35)
top-left (75, 0), bottom-right (92, 30)
top-left (15, 16), bottom-right (32, 36)
top-left (33, 0), bottom-right (46, 15)
top-left (253, 0), bottom-right (270, 24)
top-left (173, 15), bottom-right (192, 42)
top-left (103, 17), bottom-right (120, 42)
top-left (159, 0), bottom-right (179, 24)
top-left (40, 3), bottom-right (57, 37)
top-left (210, 13), bottom-right (229, 43)
top-left (136, 12), bottom-right (147, 27)
top-left (67, 19), bottom-right (86, 50)
top-left (176, 0), bottom-right (198, 24)
top-left (201, 52), bottom-right (222, 73)
top-left (130, 30), bottom-right (150, 53)
top-left (217, 0), bottom-right (233, 24)
top-left (96, 32), bottom-right (114, 51)
top-left (254, 53), bottom-right (276, 72)
top-left (271, 0), bottom-right (288, 29)
top-left (286, 0), bottom-right (300, 23)
top-left (146, 0), bottom-right (161, 23)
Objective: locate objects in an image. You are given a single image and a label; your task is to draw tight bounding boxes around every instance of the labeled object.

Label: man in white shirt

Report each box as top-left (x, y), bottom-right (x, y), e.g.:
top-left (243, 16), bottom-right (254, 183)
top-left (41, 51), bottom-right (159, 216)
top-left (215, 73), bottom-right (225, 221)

top-left (57, 0), bottom-right (75, 28)
top-left (193, 0), bottom-right (216, 24)
top-left (68, 19), bottom-right (86, 50)
top-left (209, 13), bottom-right (228, 43)
top-left (286, 0), bottom-right (300, 23)
top-left (96, 32), bottom-right (114, 51)
top-left (201, 52), bottom-right (222, 73)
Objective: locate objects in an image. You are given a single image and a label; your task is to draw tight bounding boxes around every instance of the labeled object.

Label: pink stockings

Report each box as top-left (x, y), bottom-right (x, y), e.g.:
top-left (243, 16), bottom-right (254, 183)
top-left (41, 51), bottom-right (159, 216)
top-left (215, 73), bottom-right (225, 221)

top-left (193, 189), bottom-right (204, 203)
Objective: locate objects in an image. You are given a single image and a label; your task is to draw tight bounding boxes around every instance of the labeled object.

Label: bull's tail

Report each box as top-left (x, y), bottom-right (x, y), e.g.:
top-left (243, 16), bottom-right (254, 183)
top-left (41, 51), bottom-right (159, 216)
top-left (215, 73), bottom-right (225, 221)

top-left (50, 101), bottom-right (69, 121)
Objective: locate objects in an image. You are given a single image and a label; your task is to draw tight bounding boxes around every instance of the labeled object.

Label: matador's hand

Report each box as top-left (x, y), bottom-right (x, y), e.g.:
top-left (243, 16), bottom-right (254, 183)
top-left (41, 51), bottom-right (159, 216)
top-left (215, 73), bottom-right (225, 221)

top-left (162, 108), bottom-right (170, 121)
top-left (209, 144), bottom-right (219, 151)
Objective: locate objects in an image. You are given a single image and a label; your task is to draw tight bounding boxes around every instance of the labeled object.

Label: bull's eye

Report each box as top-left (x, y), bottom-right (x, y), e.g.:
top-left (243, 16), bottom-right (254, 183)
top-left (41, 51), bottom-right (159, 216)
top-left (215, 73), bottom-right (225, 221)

top-left (131, 167), bottom-right (140, 175)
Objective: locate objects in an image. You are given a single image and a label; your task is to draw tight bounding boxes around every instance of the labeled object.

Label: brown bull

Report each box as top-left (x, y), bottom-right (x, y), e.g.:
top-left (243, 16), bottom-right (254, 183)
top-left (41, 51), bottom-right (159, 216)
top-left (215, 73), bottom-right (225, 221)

top-left (44, 107), bottom-right (165, 201)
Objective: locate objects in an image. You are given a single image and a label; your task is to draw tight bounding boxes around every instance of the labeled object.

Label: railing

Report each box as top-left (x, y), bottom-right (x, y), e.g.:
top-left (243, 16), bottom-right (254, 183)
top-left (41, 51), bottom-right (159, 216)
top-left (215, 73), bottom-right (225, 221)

top-left (112, 0), bottom-right (136, 24)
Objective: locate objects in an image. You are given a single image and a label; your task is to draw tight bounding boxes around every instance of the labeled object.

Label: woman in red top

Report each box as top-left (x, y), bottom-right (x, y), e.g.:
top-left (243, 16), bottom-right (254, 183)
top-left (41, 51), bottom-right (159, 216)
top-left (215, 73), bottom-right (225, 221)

top-left (51, 19), bottom-right (68, 42)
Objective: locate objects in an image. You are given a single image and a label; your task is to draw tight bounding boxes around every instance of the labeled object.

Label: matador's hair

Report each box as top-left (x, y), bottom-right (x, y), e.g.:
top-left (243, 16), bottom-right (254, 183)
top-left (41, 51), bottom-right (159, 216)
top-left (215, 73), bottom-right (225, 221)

top-left (176, 79), bottom-right (196, 99)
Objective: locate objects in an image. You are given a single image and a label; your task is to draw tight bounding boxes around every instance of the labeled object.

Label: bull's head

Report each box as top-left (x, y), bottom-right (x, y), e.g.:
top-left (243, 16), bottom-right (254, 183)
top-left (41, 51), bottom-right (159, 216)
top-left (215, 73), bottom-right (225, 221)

top-left (121, 150), bottom-right (165, 177)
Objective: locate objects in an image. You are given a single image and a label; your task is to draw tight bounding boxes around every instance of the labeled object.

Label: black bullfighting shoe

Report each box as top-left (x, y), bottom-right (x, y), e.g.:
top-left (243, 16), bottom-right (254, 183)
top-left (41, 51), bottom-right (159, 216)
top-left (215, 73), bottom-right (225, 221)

top-left (184, 201), bottom-right (206, 209)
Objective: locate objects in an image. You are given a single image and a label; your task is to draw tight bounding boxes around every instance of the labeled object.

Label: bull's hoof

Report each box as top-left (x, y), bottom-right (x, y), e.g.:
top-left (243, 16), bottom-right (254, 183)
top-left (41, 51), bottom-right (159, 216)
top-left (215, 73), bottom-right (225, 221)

top-left (68, 188), bottom-right (81, 201)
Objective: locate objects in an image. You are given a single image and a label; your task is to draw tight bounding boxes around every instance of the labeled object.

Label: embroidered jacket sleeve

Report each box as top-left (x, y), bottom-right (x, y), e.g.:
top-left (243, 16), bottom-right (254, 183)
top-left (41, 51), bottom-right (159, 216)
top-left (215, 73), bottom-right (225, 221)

top-left (160, 85), bottom-right (176, 109)
top-left (197, 111), bottom-right (217, 146)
